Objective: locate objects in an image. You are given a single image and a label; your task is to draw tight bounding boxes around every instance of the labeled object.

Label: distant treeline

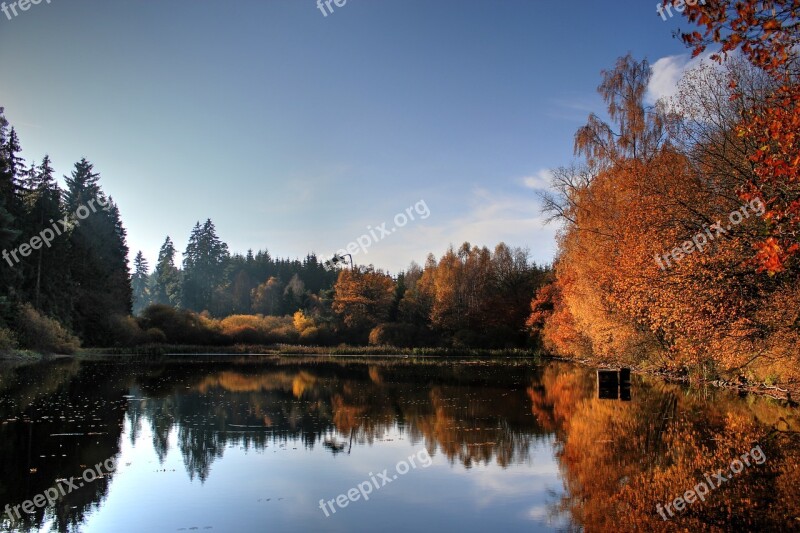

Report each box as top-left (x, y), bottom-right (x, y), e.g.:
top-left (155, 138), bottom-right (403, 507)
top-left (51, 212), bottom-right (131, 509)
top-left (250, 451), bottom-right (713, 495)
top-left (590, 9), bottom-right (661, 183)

top-left (0, 107), bottom-right (549, 352)
top-left (130, 241), bottom-right (549, 349)
top-left (131, 226), bottom-right (338, 318)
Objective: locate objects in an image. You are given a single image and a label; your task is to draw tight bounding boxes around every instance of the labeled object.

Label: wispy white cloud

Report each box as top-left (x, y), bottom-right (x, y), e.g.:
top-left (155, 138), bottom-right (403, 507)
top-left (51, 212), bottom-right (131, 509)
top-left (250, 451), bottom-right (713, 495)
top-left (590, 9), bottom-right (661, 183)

top-left (551, 97), bottom-right (598, 113)
top-left (266, 168), bottom-right (561, 274)
top-left (376, 186), bottom-right (557, 270)
top-left (646, 51), bottom-right (715, 104)
top-left (299, 185), bottom-right (557, 273)
top-left (546, 94), bottom-right (604, 123)
top-left (520, 169), bottom-right (553, 191)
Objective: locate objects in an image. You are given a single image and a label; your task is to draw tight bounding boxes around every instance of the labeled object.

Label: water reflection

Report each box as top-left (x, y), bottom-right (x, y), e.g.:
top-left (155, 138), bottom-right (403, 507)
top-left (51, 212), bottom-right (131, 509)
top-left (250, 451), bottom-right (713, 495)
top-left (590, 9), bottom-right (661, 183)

top-left (529, 364), bottom-right (800, 531)
top-left (0, 357), bottom-right (797, 532)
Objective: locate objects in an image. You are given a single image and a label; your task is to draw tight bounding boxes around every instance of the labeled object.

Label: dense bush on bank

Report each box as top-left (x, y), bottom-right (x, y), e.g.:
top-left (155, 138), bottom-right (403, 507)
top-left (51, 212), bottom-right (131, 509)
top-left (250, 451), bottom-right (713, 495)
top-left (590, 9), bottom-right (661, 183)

top-left (14, 304), bottom-right (80, 354)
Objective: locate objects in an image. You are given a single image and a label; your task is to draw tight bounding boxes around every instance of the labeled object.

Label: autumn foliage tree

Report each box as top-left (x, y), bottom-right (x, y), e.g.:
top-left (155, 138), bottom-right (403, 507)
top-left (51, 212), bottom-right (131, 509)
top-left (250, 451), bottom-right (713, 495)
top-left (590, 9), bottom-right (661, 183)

top-left (405, 242), bottom-right (547, 347)
top-left (531, 44), bottom-right (800, 381)
top-left (332, 268), bottom-right (395, 340)
top-left (673, 0), bottom-right (800, 274)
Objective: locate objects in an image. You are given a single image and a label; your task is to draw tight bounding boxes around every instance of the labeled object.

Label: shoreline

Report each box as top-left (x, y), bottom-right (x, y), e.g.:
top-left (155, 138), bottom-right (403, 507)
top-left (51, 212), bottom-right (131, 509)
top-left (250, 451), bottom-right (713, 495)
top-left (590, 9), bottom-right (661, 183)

top-left (4, 346), bottom-right (797, 403)
top-left (76, 344), bottom-right (544, 359)
top-left (552, 356), bottom-right (798, 404)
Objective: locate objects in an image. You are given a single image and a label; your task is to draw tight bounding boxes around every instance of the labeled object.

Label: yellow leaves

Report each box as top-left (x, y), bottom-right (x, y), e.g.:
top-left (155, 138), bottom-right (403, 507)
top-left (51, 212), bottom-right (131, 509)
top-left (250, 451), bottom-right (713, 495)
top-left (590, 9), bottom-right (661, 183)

top-left (292, 310), bottom-right (315, 334)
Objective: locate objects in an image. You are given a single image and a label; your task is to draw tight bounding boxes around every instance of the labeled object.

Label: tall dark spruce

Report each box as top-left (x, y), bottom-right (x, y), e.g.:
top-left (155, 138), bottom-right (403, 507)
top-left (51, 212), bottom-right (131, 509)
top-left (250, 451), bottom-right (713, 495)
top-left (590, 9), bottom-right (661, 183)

top-left (152, 236), bottom-right (181, 307)
top-left (21, 155), bottom-right (70, 322)
top-left (64, 158), bottom-right (132, 345)
top-left (131, 251), bottom-right (150, 315)
top-left (0, 111), bottom-right (23, 324)
top-left (181, 219), bottom-right (229, 313)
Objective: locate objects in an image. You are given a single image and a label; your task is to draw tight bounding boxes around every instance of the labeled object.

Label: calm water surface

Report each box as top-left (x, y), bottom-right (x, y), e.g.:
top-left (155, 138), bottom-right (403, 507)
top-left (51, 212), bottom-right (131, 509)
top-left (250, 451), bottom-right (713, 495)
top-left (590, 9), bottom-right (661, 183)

top-left (0, 356), bottom-right (798, 532)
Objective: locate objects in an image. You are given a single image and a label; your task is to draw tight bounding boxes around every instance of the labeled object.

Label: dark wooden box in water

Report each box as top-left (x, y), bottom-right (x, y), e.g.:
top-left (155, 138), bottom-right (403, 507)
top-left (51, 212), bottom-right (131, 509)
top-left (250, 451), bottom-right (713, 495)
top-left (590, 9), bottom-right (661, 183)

top-left (598, 369), bottom-right (619, 386)
top-left (597, 368), bottom-right (631, 401)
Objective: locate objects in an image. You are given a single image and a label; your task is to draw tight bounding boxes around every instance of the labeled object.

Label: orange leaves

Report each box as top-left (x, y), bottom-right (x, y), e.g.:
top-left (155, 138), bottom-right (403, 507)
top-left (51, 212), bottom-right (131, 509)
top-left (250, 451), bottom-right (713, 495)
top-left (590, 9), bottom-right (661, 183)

top-left (737, 83), bottom-right (800, 272)
top-left (679, 0), bottom-right (800, 78)
top-left (332, 268), bottom-right (395, 333)
top-left (753, 237), bottom-right (799, 274)
top-left (539, 364), bottom-right (800, 532)
top-left (669, 0), bottom-right (800, 273)
top-left (762, 18), bottom-right (782, 32)
top-left (540, 48), bottom-right (800, 374)
top-left (526, 283), bottom-right (556, 331)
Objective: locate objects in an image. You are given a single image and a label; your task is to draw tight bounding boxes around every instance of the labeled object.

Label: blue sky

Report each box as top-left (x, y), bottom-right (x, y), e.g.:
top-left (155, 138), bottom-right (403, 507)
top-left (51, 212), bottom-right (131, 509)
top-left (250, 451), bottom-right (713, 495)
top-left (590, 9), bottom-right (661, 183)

top-left (0, 0), bottom-right (701, 272)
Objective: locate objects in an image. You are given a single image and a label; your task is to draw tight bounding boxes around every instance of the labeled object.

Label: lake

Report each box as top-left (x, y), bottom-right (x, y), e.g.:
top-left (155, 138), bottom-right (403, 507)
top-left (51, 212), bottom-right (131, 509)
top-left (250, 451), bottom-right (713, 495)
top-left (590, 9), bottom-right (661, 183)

top-left (0, 356), bottom-right (797, 532)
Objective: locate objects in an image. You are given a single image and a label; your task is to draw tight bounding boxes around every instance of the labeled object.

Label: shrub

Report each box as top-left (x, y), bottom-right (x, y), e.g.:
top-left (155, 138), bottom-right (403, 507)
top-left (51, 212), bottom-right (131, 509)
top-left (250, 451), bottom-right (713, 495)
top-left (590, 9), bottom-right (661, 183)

top-left (108, 315), bottom-right (149, 347)
top-left (293, 311), bottom-right (316, 334)
top-left (146, 328), bottom-right (167, 344)
top-left (220, 314), bottom-right (298, 344)
top-left (482, 325), bottom-right (521, 349)
top-left (299, 324), bottom-right (335, 346)
top-left (14, 304), bottom-right (80, 354)
top-left (294, 311), bottom-right (331, 345)
top-left (138, 304), bottom-right (228, 345)
top-left (220, 315), bottom-right (264, 334)
top-left (368, 323), bottom-right (421, 348)
top-left (299, 326), bottom-right (320, 343)
top-left (226, 325), bottom-right (262, 344)
top-left (452, 329), bottom-right (480, 349)
top-left (0, 327), bottom-right (17, 352)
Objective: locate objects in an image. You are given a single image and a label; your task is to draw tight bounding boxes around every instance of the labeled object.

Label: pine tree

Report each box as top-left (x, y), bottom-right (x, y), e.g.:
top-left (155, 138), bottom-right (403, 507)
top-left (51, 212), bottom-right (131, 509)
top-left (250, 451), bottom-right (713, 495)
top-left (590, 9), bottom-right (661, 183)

top-left (106, 201), bottom-right (133, 314)
top-left (132, 251), bottom-right (151, 315)
top-left (0, 110), bottom-right (19, 251)
top-left (0, 110), bottom-right (23, 324)
top-left (282, 273), bottom-right (305, 313)
top-left (181, 219), bottom-right (229, 312)
top-left (21, 156), bottom-right (70, 321)
top-left (152, 237), bottom-right (181, 307)
top-left (64, 159), bottom-right (131, 345)
top-left (63, 158), bottom-right (101, 211)
top-left (1, 126), bottom-right (25, 220)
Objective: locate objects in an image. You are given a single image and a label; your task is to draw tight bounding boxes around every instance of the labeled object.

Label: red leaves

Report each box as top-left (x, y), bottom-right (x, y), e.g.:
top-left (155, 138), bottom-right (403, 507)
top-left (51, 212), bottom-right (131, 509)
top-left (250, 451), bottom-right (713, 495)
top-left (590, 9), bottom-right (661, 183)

top-left (738, 83), bottom-right (800, 272)
top-left (673, 0), bottom-right (800, 272)
top-left (753, 237), bottom-right (798, 274)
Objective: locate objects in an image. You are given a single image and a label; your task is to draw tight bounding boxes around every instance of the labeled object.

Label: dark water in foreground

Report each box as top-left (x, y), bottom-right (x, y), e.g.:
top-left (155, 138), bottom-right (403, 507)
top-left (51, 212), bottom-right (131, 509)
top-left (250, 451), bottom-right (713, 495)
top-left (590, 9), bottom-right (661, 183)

top-left (0, 356), bottom-right (798, 533)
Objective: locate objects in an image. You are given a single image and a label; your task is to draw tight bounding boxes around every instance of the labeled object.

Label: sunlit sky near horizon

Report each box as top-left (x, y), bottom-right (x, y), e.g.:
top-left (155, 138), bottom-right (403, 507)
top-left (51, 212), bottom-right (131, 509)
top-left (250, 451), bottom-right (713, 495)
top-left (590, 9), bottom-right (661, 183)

top-left (0, 0), bottom-right (707, 272)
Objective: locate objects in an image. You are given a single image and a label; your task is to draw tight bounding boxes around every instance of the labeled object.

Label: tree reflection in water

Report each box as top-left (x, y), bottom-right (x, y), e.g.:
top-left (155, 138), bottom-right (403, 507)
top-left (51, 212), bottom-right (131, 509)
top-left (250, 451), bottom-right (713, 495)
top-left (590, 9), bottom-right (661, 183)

top-left (0, 357), bottom-right (798, 532)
